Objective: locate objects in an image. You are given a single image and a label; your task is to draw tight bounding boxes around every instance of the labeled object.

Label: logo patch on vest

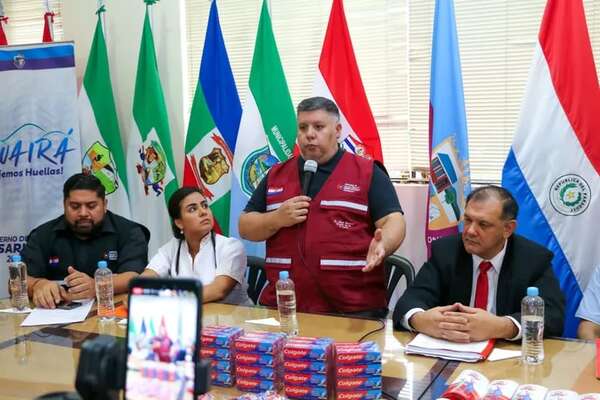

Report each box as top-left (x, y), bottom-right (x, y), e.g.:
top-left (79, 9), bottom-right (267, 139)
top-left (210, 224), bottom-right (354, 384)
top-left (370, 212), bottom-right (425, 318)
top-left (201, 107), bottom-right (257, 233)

top-left (337, 183), bottom-right (361, 193)
top-left (334, 219), bottom-right (354, 230)
top-left (105, 250), bottom-right (118, 261)
top-left (267, 187), bottom-right (284, 196)
top-left (48, 256), bottom-right (59, 267)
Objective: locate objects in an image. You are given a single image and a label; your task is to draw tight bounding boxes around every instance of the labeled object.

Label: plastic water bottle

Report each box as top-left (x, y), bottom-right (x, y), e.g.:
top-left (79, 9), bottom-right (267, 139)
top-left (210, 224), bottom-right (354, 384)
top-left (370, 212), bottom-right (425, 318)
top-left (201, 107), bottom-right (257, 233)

top-left (521, 286), bottom-right (544, 365)
top-left (8, 255), bottom-right (28, 310)
top-left (276, 270), bottom-right (299, 336)
top-left (95, 260), bottom-right (114, 320)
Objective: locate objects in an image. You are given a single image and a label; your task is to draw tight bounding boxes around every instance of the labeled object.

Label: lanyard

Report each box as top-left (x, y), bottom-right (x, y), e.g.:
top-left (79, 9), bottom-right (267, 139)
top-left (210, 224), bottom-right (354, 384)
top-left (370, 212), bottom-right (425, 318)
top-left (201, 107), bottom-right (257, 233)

top-left (171, 231), bottom-right (217, 276)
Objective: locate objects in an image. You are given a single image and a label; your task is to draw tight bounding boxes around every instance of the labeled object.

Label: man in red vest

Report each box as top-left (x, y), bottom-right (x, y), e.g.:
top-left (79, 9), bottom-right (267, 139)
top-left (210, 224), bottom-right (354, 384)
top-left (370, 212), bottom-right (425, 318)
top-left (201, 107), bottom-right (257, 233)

top-left (239, 97), bottom-right (406, 317)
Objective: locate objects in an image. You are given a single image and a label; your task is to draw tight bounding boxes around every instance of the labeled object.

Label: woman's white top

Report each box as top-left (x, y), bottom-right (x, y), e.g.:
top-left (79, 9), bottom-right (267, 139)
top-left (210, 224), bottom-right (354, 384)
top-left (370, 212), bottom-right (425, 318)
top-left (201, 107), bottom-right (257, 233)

top-left (147, 233), bottom-right (251, 305)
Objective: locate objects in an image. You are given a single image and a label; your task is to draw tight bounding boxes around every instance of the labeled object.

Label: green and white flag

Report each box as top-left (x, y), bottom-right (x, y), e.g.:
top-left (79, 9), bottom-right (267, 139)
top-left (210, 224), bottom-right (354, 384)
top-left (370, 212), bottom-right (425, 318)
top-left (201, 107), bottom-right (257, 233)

top-left (79, 5), bottom-right (130, 218)
top-left (228, 0), bottom-right (297, 249)
top-left (126, 3), bottom-right (177, 253)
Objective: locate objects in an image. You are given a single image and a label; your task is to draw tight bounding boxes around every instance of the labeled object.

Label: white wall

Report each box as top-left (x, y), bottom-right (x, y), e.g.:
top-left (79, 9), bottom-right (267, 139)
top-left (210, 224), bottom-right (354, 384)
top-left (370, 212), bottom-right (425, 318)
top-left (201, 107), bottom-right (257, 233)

top-left (61, 0), bottom-right (187, 180)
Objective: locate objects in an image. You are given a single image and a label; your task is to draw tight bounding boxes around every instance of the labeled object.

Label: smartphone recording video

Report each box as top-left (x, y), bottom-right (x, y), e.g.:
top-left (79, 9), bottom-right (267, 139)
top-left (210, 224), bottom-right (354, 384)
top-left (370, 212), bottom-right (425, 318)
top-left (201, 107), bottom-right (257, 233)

top-left (125, 278), bottom-right (202, 400)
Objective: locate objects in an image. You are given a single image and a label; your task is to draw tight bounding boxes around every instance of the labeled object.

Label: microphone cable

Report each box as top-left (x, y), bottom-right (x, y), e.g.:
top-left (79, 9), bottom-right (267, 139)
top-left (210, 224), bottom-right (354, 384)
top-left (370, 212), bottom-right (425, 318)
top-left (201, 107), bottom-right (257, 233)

top-left (356, 317), bottom-right (386, 343)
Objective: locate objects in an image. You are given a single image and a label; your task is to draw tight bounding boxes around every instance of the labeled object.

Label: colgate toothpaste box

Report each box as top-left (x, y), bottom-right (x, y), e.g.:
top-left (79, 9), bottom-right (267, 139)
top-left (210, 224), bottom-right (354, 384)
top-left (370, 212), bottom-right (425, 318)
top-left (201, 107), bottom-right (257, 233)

top-left (335, 389), bottom-right (382, 400)
top-left (283, 360), bottom-right (328, 374)
top-left (236, 365), bottom-right (278, 380)
top-left (236, 377), bottom-right (283, 393)
top-left (200, 346), bottom-right (233, 361)
top-left (284, 372), bottom-right (328, 387)
top-left (210, 371), bottom-right (235, 387)
top-left (336, 376), bottom-right (382, 390)
top-left (201, 326), bottom-right (244, 348)
top-left (286, 336), bottom-right (334, 345)
top-left (335, 363), bottom-right (382, 378)
top-left (283, 341), bottom-right (332, 361)
top-left (211, 359), bottom-right (234, 374)
top-left (235, 334), bottom-right (285, 355)
top-left (334, 342), bottom-right (381, 365)
top-left (235, 352), bottom-right (279, 367)
top-left (285, 385), bottom-right (329, 400)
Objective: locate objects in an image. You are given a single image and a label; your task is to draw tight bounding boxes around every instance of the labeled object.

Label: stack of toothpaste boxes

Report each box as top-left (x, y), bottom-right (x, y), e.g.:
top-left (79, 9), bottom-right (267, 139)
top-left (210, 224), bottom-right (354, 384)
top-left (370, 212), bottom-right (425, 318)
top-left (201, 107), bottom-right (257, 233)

top-left (200, 325), bottom-right (244, 387)
top-left (334, 341), bottom-right (382, 400)
top-left (282, 336), bottom-right (335, 399)
top-left (234, 331), bottom-right (287, 393)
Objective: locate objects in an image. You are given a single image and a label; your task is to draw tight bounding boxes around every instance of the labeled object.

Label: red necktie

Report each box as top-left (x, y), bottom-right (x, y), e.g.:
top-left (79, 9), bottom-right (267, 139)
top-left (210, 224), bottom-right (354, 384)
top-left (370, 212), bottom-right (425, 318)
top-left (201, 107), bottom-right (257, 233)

top-left (474, 261), bottom-right (493, 310)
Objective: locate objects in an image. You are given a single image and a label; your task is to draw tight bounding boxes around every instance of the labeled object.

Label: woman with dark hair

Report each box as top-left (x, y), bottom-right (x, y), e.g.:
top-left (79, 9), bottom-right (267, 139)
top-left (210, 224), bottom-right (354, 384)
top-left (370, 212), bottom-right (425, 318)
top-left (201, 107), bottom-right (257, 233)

top-left (141, 187), bottom-right (250, 304)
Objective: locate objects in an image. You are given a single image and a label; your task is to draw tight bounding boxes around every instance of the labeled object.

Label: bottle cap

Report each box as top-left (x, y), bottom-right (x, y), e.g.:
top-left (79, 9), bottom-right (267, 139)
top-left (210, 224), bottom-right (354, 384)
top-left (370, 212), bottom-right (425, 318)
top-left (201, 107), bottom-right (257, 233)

top-left (98, 260), bottom-right (108, 269)
top-left (11, 255), bottom-right (22, 262)
top-left (279, 270), bottom-right (289, 280)
top-left (527, 286), bottom-right (539, 296)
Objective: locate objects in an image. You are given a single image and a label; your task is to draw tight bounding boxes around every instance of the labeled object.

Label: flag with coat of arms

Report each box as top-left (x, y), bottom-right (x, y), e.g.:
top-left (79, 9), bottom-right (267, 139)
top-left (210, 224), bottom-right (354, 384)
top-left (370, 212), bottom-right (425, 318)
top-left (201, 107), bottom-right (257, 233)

top-left (502, 0), bottom-right (600, 337)
top-left (126, 1), bottom-right (177, 254)
top-left (312, 0), bottom-right (383, 162)
top-left (182, 0), bottom-right (241, 236)
top-left (228, 0), bottom-right (296, 256)
top-left (79, 4), bottom-right (131, 218)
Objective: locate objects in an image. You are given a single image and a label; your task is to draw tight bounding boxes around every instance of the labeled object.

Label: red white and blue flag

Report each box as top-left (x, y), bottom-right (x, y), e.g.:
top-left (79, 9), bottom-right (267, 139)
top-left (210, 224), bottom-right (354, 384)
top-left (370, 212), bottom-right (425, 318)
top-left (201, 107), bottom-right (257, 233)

top-left (312, 0), bottom-right (383, 162)
top-left (502, 0), bottom-right (600, 337)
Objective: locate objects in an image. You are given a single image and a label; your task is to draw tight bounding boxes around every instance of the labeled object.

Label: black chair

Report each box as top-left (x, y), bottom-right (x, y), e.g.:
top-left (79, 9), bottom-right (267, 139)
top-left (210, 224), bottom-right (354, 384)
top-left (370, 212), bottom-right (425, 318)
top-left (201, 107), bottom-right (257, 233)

top-left (384, 254), bottom-right (415, 303)
top-left (246, 256), bottom-right (267, 305)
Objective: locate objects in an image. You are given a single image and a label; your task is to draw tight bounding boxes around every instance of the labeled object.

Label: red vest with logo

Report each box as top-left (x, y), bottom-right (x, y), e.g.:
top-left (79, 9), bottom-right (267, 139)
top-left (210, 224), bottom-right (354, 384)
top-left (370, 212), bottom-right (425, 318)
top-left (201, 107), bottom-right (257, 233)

top-left (259, 152), bottom-right (387, 313)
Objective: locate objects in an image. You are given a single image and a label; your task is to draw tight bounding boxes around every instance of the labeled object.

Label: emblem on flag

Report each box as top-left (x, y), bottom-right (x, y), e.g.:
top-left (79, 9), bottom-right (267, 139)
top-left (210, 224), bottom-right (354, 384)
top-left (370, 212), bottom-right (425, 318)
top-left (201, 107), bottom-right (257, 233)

top-left (83, 141), bottom-right (119, 194)
top-left (241, 147), bottom-right (278, 197)
top-left (428, 137), bottom-right (468, 229)
top-left (13, 54), bottom-right (25, 69)
top-left (199, 147), bottom-right (230, 185)
top-left (135, 140), bottom-right (167, 196)
top-left (549, 174), bottom-right (591, 216)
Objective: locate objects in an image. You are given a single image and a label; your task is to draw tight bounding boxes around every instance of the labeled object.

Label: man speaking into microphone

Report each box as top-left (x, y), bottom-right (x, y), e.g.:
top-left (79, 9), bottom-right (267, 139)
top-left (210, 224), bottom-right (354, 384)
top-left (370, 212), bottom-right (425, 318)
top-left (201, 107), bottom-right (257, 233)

top-left (239, 97), bottom-right (405, 317)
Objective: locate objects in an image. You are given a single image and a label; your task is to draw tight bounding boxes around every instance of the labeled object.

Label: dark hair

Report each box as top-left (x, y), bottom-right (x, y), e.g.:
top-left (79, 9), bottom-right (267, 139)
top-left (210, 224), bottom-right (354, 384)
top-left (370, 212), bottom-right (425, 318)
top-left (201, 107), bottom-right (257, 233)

top-left (63, 173), bottom-right (105, 200)
top-left (466, 185), bottom-right (518, 220)
top-left (168, 187), bottom-right (203, 239)
top-left (297, 96), bottom-right (340, 120)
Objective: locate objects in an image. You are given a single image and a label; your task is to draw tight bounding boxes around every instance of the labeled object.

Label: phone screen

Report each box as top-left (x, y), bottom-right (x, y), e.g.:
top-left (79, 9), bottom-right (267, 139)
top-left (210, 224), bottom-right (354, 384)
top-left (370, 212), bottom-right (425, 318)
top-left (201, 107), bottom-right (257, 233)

top-left (125, 285), bottom-right (199, 400)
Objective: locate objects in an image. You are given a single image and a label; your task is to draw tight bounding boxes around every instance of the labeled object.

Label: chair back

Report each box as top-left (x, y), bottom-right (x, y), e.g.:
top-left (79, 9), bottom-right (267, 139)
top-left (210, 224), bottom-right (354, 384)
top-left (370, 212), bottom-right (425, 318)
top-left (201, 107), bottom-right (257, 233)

top-left (246, 256), bottom-right (267, 305)
top-left (384, 254), bottom-right (415, 303)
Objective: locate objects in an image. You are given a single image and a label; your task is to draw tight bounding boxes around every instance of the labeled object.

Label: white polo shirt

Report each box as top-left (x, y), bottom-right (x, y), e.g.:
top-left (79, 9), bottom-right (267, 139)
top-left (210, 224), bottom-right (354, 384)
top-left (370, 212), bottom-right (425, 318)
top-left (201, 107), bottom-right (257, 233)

top-left (147, 233), bottom-right (251, 305)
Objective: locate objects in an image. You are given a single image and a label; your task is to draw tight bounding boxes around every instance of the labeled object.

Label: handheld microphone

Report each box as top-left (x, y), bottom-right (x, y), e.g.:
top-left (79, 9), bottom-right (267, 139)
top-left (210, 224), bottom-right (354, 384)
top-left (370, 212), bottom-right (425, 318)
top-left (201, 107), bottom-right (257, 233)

top-left (302, 160), bottom-right (318, 195)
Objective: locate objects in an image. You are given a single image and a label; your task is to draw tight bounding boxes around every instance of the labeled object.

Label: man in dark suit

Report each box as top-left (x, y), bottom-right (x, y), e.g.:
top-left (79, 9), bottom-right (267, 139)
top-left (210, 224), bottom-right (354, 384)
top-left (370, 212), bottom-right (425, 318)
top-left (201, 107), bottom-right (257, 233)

top-left (393, 185), bottom-right (565, 342)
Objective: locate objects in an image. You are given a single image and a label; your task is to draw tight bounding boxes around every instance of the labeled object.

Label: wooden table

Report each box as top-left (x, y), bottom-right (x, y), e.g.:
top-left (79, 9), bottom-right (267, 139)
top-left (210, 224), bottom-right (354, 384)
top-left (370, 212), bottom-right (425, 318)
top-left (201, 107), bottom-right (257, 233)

top-left (0, 297), bottom-right (447, 399)
top-left (426, 339), bottom-right (600, 397)
top-left (0, 296), bottom-right (597, 399)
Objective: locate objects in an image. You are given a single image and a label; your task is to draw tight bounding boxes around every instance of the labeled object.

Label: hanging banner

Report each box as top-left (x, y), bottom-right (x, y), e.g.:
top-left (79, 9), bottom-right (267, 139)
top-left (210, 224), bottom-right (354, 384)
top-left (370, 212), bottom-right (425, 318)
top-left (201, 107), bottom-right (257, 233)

top-left (0, 42), bottom-right (81, 296)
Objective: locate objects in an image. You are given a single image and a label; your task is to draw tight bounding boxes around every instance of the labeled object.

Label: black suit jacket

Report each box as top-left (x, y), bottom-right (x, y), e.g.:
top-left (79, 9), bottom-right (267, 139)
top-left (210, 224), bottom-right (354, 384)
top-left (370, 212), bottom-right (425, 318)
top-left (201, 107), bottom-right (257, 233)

top-left (392, 234), bottom-right (565, 337)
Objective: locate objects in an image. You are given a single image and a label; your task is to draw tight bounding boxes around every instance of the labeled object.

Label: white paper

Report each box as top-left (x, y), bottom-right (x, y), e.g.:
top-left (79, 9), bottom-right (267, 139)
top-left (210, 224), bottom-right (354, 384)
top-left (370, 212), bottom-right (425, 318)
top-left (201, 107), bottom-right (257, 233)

top-left (0, 307), bottom-right (32, 314)
top-left (245, 317), bottom-right (281, 327)
top-left (20, 299), bottom-right (94, 326)
top-left (408, 333), bottom-right (491, 352)
top-left (487, 348), bottom-right (521, 361)
top-left (405, 333), bottom-right (492, 362)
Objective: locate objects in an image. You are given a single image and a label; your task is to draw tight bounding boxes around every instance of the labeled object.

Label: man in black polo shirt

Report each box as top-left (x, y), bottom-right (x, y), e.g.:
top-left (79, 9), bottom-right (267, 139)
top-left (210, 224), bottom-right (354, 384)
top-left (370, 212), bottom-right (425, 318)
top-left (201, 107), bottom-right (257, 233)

top-left (22, 173), bottom-right (149, 309)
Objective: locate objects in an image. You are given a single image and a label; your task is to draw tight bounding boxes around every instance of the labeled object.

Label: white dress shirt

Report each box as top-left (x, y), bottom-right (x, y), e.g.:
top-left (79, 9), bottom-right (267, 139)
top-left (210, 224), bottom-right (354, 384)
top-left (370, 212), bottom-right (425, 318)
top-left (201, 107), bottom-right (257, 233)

top-left (147, 233), bottom-right (251, 305)
top-left (403, 240), bottom-right (521, 340)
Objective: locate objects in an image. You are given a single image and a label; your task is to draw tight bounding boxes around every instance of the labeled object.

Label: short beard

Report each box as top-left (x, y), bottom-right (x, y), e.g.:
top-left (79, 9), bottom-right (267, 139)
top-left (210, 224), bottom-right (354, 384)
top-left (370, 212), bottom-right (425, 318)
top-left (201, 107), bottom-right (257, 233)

top-left (68, 220), bottom-right (103, 239)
